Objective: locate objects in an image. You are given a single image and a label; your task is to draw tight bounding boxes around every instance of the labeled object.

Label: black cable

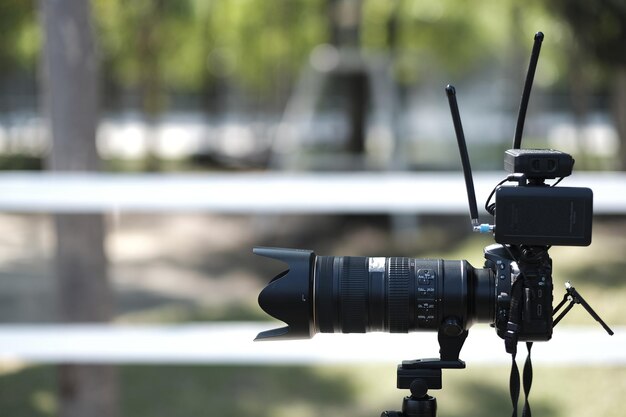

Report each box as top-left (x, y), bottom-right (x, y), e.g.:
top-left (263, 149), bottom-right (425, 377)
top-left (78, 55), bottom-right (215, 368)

top-left (510, 351), bottom-right (520, 417)
top-left (485, 178), bottom-right (509, 215)
top-left (522, 342), bottom-right (534, 417)
top-left (550, 177), bottom-right (565, 187)
top-left (509, 326), bottom-right (534, 417)
top-left (487, 173), bottom-right (564, 217)
top-left (505, 244), bottom-right (523, 417)
top-left (503, 244), bottom-right (520, 264)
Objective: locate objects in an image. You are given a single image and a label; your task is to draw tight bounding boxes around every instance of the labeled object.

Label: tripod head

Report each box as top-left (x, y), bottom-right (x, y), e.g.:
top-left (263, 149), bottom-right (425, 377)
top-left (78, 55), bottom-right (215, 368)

top-left (380, 322), bottom-right (468, 417)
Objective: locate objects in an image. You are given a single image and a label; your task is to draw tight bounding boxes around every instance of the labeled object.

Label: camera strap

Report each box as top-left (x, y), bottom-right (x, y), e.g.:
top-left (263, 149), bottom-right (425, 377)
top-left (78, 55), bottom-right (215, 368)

top-left (507, 269), bottom-right (534, 417)
top-left (509, 341), bottom-right (534, 417)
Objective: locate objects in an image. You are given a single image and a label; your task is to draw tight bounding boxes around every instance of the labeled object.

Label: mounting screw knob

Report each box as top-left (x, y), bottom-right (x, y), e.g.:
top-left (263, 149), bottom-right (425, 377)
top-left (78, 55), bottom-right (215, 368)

top-left (410, 379), bottom-right (429, 398)
top-left (442, 317), bottom-right (464, 337)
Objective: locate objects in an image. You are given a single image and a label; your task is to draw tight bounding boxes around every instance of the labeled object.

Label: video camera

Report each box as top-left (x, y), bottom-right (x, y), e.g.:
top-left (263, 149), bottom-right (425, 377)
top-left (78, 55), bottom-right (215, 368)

top-left (253, 32), bottom-right (612, 417)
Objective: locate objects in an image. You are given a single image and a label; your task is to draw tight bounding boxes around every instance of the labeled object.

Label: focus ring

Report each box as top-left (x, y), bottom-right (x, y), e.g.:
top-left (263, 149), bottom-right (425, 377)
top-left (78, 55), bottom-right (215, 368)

top-left (340, 257), bottom-right (368, 333)
top-left (388, 257), bottom-right (410, 332)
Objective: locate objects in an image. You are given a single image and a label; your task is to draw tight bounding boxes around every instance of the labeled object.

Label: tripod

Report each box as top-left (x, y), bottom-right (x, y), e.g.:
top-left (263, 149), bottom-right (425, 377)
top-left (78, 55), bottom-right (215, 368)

top-left (382, 323), bottom-right (469, 417)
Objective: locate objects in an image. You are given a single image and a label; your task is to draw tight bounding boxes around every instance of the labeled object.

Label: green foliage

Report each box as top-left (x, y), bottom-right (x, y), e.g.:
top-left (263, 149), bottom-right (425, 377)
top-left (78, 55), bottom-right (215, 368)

top-left (93, 0), bottom-right (327, 96)
top-left (0, 0), bottom-right (616, 110)
top-left (548, 0), bottom-right (626, 67)
top-left (94, 0), bottom-right (200, 114)
top-left (0, 154), bottom-right (42, 170)
top-left (94, 0), bottom-right (200, 89)
top-left (88, 0), bottom-right (579, 97)
top-left (0, 1), bottom-right (38, 72)
top-left (202, 0), bottom-right (327, 92)
top-left (361, 0), bottom-right (569, 87)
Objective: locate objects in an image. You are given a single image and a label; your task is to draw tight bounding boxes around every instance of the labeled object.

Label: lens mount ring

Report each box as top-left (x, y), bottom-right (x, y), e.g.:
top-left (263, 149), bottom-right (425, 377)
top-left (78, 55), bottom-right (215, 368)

top-left (311, 254), bottom-right (318, 333)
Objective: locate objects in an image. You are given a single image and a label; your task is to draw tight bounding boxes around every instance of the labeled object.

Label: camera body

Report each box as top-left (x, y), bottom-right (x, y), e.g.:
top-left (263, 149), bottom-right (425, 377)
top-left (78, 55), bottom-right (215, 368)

top-left (484, 244), bottom-right (553, 346)
top-left (487, 149), bottom-right (591, 347)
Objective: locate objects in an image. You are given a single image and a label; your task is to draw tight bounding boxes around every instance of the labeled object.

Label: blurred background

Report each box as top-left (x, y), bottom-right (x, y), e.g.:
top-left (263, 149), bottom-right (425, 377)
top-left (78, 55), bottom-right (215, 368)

top-left (0, 0), bottom-right (625, 416)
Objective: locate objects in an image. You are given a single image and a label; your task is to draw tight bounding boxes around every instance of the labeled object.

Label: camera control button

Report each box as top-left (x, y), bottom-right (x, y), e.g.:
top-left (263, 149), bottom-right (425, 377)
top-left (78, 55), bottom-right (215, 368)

top-left (417, 269), bottom-right (435, 283)
top-left (417, 287), bottom-right (435, 296)
top-left (418, 287), bottom-right (434, 296)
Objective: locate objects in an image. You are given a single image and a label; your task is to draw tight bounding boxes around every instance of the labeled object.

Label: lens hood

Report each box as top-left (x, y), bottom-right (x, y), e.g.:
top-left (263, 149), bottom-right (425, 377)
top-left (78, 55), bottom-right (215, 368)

top-left (253, 247), bottom-right (316, 341)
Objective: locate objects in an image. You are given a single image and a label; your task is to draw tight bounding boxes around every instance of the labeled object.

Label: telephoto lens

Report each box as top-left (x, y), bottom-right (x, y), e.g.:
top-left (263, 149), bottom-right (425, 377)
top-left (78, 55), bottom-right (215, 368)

top-left (254, 247), bottom-right (495, 341)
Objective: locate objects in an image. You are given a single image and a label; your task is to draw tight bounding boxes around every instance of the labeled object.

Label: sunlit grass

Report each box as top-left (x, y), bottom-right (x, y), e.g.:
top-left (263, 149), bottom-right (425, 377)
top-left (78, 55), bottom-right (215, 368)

top-left (1, 364), bottom-right (624, 417)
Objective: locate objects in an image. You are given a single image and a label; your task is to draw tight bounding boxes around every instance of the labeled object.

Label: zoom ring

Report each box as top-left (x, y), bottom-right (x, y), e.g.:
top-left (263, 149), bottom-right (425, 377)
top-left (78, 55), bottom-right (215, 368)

top-left (340, 257), bottom-right (368, 333)
top-left (388, 257), bottom-right (410, 332)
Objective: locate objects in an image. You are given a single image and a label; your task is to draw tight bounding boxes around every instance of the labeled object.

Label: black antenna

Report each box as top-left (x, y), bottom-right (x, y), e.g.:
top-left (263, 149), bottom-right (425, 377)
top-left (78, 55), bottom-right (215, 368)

top-left (446, 85), bottom-right (481, 229)
top-left (513, 31), bottom-right (544, 149)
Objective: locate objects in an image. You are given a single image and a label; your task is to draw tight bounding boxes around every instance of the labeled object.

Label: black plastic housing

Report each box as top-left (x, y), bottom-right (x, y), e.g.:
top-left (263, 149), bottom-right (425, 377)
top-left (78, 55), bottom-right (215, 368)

top-left (504, 149), bottom-right (574, 179)
top-left (494, 186), bottom-right (593, 246)
top-left (254, 247), bottom-right (315, 340)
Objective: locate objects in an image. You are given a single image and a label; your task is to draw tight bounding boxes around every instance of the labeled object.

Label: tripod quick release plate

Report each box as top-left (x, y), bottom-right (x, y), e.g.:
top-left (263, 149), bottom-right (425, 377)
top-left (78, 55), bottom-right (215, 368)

top-left (397, 359), bottom-right (466, 390)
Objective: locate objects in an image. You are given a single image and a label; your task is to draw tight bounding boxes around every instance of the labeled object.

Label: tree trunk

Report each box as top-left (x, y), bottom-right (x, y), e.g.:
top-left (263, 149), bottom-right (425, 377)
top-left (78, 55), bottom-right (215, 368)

top-left (568, 40), bottom-right (590, 169)
top-left (328, 0), bottom-right (361, 48)
top-left (40, 1), bottom-right (118, 417)
top-left (327, 0), bottom-right (368, 163)
top-left (138, 1), bottom-right (164, 171)
top-left (615, 65), bottom-right (626, 170)
top-left (344, 71), bottom-right (369, 155)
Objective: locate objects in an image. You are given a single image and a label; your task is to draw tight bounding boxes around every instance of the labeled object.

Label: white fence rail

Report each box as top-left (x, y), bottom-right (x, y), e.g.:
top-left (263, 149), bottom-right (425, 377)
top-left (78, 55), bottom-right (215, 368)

top-left (0, 172), bottom-right (623, 365)
top-left (0, 171), bottom-right (624, 214)
top-left (0, 323), bottom-right (622, 365)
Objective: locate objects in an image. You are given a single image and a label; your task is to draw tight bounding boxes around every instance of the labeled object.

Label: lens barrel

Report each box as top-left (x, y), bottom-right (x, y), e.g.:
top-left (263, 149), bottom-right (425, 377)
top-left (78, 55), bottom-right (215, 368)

top-left (254, 247), bottom-right (494, 341)
top-left (314, 256), bottom-right (494, 334)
